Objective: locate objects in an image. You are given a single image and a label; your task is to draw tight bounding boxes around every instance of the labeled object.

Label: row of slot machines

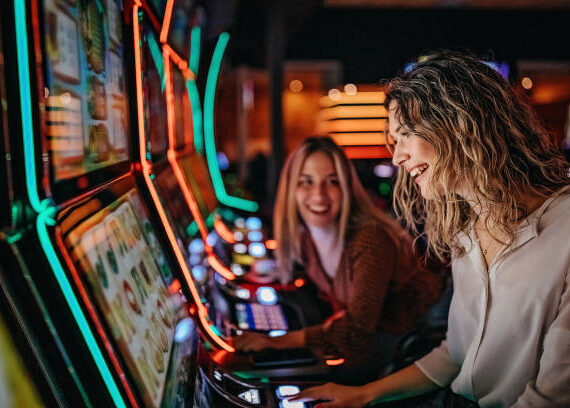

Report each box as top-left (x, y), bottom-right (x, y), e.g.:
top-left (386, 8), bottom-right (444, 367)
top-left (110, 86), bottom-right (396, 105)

top-left (0, 1), bottom-right (354, 407)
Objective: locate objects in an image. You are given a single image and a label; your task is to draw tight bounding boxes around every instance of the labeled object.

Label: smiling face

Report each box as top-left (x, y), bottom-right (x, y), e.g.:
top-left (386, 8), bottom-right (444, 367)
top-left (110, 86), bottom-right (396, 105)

top-left (295, 151), bottom-right (343, 229)
top-left (389, 102), bottom-right (439, 199)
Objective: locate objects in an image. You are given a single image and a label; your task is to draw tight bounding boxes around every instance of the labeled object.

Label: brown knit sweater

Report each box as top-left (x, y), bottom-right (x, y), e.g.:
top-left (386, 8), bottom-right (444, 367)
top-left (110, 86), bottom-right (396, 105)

top-left (302, 224), bottom-right (443, 358)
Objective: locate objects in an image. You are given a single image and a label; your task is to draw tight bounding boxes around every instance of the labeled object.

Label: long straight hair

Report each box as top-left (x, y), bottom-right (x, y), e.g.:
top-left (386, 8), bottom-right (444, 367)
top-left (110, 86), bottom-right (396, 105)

top-left (273, 136), bottom-right (408, 279)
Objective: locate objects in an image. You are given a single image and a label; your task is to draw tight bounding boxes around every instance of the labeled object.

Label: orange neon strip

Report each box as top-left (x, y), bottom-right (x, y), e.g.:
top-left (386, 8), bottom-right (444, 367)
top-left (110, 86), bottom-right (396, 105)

top-left (55, 232), bottom-right (140, 407)
top-left (318, 105), bottom-right (388, 121)
top-left (163, 48), bottom-right (235, 281)
top-left (163, 44), bottom-right (195, 80)
top-left (133, 3), bottom-right (234, 352)
top-left (159, 0), bottom-right (174, 44)
top-left (317, 119), bottom-right (388, 134)
top-left (214, 218), bottom-right (236, 244)
top-left (318, 91), bottom-right (386, 108)
top-left (325, 358), bottom-right (345, 366)
top-left (265, 239), bottom-right (277, 250)
top-left (343, 146), bottom-right (392, 159)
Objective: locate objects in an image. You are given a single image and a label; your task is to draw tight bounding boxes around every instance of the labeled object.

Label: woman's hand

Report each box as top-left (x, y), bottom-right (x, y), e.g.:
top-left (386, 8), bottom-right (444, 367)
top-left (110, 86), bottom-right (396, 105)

top-left (289, 383), bottom-right (371, 408)
top-left (232, 331), bottom-right (276, 352)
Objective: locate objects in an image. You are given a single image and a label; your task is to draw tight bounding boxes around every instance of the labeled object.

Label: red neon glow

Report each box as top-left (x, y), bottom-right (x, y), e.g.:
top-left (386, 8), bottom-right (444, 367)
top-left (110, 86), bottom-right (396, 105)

top-left (294, 278), bottom-right (305, 288)
top-left (168, 279), bottom-right (181, 294)
top-left (159, 0), bottom-right (175, 44)
top-left (55, 232), bottom-right (140, 407)
top-left (325, 358), bottom-right (345, 366)
top-left (214, 218), bottom-right (236, 243)
top-left (265, 239), bottom-right (277, 250)
top-left (132, 2), bottom-right (234, 353)
top-left (343, 146), bottom-right (392, 160)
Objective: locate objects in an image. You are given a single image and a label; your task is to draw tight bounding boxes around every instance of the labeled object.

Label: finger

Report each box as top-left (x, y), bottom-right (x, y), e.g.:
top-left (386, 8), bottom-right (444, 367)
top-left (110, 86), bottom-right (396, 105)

top-left (288, 386), bottom-right (325, 402)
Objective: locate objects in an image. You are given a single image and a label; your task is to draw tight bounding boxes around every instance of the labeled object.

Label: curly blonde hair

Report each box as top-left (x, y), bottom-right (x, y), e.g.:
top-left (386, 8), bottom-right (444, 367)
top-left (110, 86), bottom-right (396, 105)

top-left (385, 51), bottom-right (569, 262)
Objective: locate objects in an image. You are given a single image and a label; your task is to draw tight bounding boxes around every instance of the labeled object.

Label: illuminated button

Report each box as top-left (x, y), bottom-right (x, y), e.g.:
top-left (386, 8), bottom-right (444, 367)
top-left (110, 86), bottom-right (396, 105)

top-left (276, 385), bottom-right (300, 399)
top-left (189, 238), bottom-right (205, 254)
top-left (256, 287), bottom-right (277, 305)
top-left (174, 318), bottom-right (194, 343)
top-left (248, 242), bottom-right (266, 258)
top-left (234, 231), bottom-right (245, 241)
top-left (206, 232), bottom-right (219, 247)
top-left (280, 400), bottom-right (304, 408)
top-left (234, 218), bottom-right (246, 228)
top-left (231, 264), bottom-right (245, 276)
top-left (215, 274), bottom-right (227, 286)
top-left (246, 217), bottom-right (262, 230)
top-left (213, 369), bottom-right (223, 382)
top-left (268, 330), bottom-right (287, 337)
top-left (234, 243), bottom-right (247, 254)
top-left (238, 389), bottom-right (261, 404)
top-left (236, 288), bottom-right (251, 300)
top-left (248, 230), bottom-right (263, 242)
top-left (189, 254), bottom-right (202, 266)
top-left (191, 266), bottom-right (207, 283)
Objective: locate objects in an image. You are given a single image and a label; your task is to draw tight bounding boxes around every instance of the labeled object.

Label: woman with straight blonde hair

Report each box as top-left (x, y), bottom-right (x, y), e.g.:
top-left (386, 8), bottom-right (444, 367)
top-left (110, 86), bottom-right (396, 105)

top-left (234, 137), bottom-right (443, 370)
top-left (290, 51), bottom-right (570, 407)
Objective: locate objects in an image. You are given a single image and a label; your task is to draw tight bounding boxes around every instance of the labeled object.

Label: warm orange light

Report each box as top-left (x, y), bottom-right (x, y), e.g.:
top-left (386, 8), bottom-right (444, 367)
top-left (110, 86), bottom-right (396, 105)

top-left (214, 218), bottom-right (236, 243)
top-left (294, 278), bottom-right (305, 288)
top-left (344, 83), bottom-right (357, 95)
top-left (331, 133), bottom-right (390, 147)
top-left (133, 3), bottom-right (234, 353)
top-left (159, 0), bottom-right (175, 43)
top-left (265, 239), bottom-right (277, 250)
top-left (319, 91), bottom-right (386, 108)
top-left (343, 146), bottom-right (392, 159)
top-left (163, 44), bottom-right (195, 80)
top-left (207, 254), bottom-right (235, 281)
top-left (289, 80), bottom-right (303, 93)
top-left (317, 119), bottom-right (387, 133)
top-left (521, 77), bottom-right (533, 90)
top-left (168, 279), bottom-right (181, 294)
top-left (325, 358), bottom-right (345, 366)
top-left (328, 89), bottom-right (341, 101)
top-left (318, 105), bottom-right (388, 121)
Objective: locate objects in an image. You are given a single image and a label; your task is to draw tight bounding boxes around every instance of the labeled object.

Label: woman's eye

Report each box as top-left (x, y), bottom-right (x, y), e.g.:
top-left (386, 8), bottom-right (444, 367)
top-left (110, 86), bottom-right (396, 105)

top-left (328, 178), bottom-right (340, 186)
top-left (298, 178), bottom-right (311, 186)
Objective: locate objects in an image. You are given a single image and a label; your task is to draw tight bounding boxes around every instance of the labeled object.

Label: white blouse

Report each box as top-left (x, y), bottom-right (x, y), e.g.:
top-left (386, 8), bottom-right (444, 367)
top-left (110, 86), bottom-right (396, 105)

top-left (415, 186), bottom-right (570, 407)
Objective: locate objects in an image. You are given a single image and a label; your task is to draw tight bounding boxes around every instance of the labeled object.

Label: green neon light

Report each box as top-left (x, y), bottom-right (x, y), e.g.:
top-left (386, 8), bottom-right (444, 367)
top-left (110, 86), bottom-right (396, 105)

top-left (205, 213), bottom-right (214, 229)
top-left (204, 33), bottom-right (258, 212)
top-left (37, 208), bottom-right (126, 408)
top-left (14, 0), bottom-right (41, 212)
top-left (15, 2), bottom-right (125, 405)
top-left (189, 26), bottom-right (201, 75)
top-left (147, 33), bottom-right (166, 92)
top-left (186, 221), bottom-right (199, 237)
top-left (186, 80), bottom-right (204, 154)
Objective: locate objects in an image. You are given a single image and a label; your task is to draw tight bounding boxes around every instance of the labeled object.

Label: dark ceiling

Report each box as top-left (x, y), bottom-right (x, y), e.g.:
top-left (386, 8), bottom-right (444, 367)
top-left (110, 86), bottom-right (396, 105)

top-left (225, 0), bottom-right (570, 83)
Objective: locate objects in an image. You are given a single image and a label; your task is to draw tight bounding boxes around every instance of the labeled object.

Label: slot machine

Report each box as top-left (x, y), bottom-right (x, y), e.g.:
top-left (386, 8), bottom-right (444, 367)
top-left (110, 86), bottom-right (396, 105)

top-left (3, 0), bottom-right (201, 406)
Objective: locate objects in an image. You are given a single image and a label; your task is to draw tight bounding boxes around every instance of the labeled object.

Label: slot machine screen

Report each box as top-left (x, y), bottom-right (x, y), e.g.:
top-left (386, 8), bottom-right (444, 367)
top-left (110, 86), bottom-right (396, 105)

top-left (171, 64), bottom-right (194, 150)
top-left (178, 153), bottom-right (218, 221)
top-left (61, 189), bottom-right (180, 407)
top-left (141, 27), bottom-right (168, 159)
top-left (43, 0), bottom-right (130, 187)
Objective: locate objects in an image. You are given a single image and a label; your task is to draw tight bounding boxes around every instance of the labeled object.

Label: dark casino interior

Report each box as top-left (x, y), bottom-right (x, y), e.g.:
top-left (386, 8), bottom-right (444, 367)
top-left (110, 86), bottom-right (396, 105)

top-left (1, 0), bottom-right (569, 407)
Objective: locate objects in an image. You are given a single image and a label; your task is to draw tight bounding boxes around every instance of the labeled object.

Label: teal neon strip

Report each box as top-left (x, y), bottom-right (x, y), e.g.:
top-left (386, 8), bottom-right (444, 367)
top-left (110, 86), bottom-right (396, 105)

top-left (186, 79), bottom-right (204, 154)
top-left (204, 33), bottom-right (258, 212)
top-left (189, 26), bottom-right (201, 74)
top-left (147, 33), bottom-right (166, 92)
top-left (14, 0), bottom-right (41, 212)
top-left (37, 208), bottom-right (126, 408)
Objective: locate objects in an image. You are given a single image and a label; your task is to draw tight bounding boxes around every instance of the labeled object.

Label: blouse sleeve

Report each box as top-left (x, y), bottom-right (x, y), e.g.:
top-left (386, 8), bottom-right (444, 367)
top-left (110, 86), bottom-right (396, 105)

top-left (414, 340), bottom-right (461, 387)
top-left (510, 265), bottom-right (570, 408)
top-left (304, 228), bottom-right (397, 357)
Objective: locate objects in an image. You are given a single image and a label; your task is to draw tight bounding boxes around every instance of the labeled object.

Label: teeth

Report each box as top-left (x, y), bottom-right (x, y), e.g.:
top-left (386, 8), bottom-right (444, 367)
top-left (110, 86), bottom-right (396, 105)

top-left (309, 205), bottom-right (328, 212)
top-left (410, 164), bottom-right (428, 178)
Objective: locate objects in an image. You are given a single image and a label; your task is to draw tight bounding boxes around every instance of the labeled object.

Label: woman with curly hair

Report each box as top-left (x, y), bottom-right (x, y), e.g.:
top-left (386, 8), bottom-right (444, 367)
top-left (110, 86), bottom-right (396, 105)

top-left (291, 51), bottom-right (570, 407)
top-left (233, 137), bottom-right (443, 375)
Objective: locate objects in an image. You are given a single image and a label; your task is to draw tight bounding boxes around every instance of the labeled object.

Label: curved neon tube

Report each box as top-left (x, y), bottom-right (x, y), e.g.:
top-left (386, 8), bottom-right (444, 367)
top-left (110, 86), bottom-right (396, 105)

top-left (132, 3), bottom-right (234, 352)
top-left (204, 33), bottom-right (258, 212)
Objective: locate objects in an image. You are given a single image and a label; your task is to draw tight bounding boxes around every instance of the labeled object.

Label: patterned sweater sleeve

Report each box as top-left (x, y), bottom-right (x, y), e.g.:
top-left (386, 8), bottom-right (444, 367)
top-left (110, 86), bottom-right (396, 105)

top-left (304, 227), bottom-right (396, 357)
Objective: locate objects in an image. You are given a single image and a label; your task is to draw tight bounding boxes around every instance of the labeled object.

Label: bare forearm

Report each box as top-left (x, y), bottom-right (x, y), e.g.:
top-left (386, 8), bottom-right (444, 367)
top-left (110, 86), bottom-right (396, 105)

top-left (361, 364), bottom-right (440, 404)
top-left (274, 329), bottom-right (306, 349)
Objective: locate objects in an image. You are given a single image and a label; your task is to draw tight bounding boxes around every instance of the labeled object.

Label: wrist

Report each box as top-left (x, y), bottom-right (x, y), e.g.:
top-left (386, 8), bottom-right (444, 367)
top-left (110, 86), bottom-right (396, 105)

top-left (359, 382), bottom-right (382, 405)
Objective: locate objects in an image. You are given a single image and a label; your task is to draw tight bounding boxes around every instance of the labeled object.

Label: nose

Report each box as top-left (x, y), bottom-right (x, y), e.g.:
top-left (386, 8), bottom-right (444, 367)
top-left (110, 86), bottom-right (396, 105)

top-left (392, 143), bottom-right (409, 167)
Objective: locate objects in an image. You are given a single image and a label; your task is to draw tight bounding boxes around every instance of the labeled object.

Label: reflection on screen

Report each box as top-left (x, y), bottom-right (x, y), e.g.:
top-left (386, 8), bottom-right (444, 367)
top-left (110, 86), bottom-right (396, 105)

top-left (178, 153), bottom-right (218, 221)
top-left (65, 191), bottom-right (179, 407)
top-left (171, 65), bottom-right (194, 150)
top-left (43, 0), bottom-right (130, 181)
top-left (142, 28), bottom-right (168, 157)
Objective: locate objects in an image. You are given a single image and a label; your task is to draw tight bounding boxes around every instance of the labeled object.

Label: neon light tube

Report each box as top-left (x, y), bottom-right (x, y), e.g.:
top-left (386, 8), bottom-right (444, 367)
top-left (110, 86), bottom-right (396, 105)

top-left (159, 0), bottom-right (175, 43)
top-left (189, 26), bottom-right (201, 75)
top-left (214, 218), bottom-right (235, 243)
top-left (204, 33), bottom-right (258, 212)
top-left (37, 209), bottom-right (127, 408)
top-left (186, 79), bottom-right (204, 154)
top-left (133, 3), bottom-right (234, 352)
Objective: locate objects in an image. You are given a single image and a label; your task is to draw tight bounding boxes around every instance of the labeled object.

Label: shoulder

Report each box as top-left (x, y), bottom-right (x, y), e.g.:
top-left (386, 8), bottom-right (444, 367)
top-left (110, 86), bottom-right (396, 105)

top-left (346, 223), bottom-right (396, 251)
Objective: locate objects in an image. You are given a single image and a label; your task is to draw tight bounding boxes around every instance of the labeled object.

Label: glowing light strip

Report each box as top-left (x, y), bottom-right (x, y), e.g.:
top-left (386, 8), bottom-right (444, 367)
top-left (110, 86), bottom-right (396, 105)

top-left (16, 1), bottom-right (127, 404)
top-left (330, 133), bottom-right (392, 146)
top-left (159, 0), bottom-right (174, 43)
top-left (147, 33), bottom-right (166, 92)
top-left (37, 209), bottom-right (126, 407)
top-left (318, 105), bottom-right (388, 120)
top-left (132, 4), bottom-right (234, 352)
top-left (55, 233), bottom-right (139, 408)
top-left (318, 91), bottom-right (386, 108)
top-left (317, 118), bottom-right (388, 133)
top-left (204, 33), bottom-right (258, 212)
top-left (343, 146), bottom-right (392, 159)
top-left (325, 358), bottom-right (345, 366)
top-left (189, 26), bottom-right (201, 75)
top-left (164, 48), bottom-right (234, 281)
top-left (163, 44), bottom-right (195, 80)
top-left (214, 218), bottom-right (235, 243)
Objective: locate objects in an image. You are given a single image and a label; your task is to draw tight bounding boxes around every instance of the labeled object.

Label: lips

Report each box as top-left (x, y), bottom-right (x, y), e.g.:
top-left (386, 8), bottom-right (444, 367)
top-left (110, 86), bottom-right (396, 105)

top-left (409, 164), bottom-right (429, 179)
top-left (307, 205), bottom-right (330, 214)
